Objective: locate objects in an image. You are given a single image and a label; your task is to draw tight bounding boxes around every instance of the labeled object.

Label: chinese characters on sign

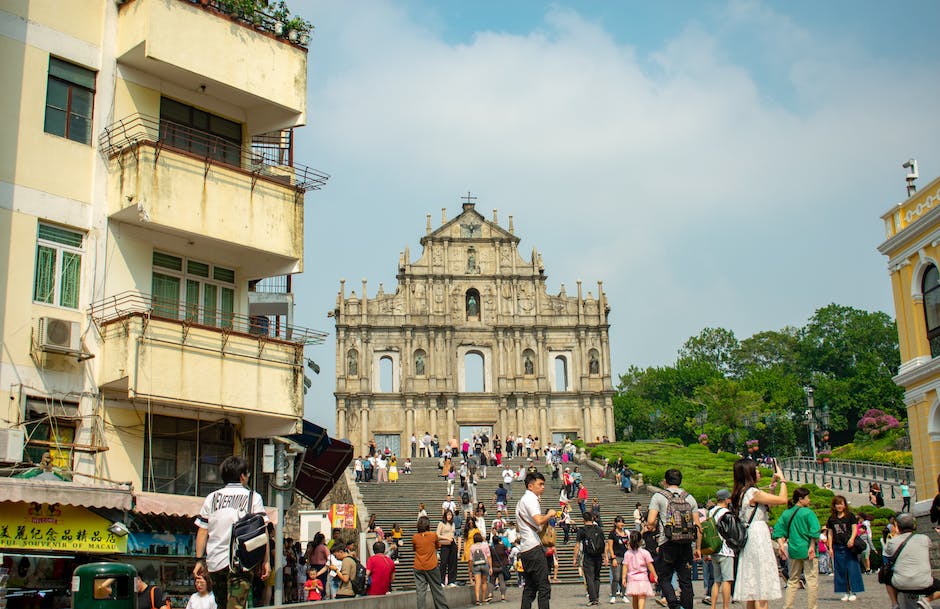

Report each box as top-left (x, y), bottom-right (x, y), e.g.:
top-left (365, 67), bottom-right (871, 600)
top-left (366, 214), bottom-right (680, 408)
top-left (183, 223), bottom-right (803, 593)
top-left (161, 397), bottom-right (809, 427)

top-left (0, 503), bottom-right (128, 553)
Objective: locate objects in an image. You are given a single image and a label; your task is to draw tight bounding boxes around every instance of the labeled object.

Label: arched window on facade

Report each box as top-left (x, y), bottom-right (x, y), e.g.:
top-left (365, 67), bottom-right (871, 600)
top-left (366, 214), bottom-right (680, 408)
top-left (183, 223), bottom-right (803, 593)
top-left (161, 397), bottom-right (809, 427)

top-left (924, 264), bottom-right (940, 357)
top-left (522, 349), bottom-right (535, 375)
top-left (554, 355), bottom-right (568, 391)
top-left (346, 349), bottom-right (359, 376)
top-left (466, 288), bottom-right (481, 321)
top-left (464, 351), bottom-right (485, 391)
top-left (414, 349), bottom-right (427, 376)
top-left (379, 356), bottom-right (394, 392)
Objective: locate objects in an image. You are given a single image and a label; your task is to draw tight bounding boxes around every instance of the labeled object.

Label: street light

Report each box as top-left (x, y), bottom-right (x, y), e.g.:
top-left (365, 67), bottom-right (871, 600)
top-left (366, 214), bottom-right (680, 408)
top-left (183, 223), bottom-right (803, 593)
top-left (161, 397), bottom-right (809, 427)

top-left (805, 386), bottom-right (817, 461)
top-left (694, 409), bottom-right (707, 434)
top-left (622, 425), bottom-right (634, 441)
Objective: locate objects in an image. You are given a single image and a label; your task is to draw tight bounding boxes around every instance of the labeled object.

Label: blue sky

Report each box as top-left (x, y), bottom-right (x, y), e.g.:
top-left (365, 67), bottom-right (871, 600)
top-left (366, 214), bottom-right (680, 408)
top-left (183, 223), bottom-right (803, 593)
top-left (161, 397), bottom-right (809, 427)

top-left (287, 0), bottom-right (940, 436)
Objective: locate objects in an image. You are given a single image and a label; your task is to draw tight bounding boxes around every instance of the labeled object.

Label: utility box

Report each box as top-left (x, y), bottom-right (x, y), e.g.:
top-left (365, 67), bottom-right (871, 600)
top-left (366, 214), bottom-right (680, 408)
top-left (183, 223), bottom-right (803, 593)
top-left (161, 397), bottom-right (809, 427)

top-left (72, 563), bottom-right (137, 609)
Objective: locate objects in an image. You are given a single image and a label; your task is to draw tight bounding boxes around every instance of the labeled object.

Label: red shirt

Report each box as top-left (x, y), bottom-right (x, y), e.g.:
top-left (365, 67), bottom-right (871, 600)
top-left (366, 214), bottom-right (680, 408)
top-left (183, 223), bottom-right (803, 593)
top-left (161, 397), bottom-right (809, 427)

top-left (578, 486), bottom-right (588, 501)
top-left (365, 554), bottom-right (395, 595)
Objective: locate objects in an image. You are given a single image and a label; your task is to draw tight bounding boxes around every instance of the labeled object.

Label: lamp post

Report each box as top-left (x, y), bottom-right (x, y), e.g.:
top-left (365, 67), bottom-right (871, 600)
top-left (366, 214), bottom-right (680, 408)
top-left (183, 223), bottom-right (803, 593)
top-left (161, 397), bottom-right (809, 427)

top-left (695, 409), bottom-right (707, 435)
top-left (805, 386), bottom-right (817, 461)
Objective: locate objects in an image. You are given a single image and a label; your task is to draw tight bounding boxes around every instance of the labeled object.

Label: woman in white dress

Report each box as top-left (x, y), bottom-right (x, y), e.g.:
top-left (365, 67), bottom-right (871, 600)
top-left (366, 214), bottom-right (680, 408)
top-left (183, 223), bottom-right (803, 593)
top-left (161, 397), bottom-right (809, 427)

top-left (731, 458), bottom-right (788, 609)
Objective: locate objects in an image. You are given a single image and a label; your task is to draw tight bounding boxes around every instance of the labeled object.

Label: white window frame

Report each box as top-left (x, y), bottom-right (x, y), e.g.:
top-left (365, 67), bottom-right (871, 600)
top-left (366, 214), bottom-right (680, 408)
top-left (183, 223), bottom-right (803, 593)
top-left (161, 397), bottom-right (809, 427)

top-left (33, 223), bottom-right (84, 310)
top-left (151, 251), bottom-right (236, 326)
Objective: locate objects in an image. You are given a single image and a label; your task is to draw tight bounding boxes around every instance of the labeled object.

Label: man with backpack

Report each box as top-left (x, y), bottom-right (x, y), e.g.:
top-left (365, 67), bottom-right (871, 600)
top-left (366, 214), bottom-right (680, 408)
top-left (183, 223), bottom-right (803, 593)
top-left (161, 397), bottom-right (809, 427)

top-left (193, 455), bottom-right (269, 609)
top-left (646, 468), bottom-right (701, 609)
top-left (705, 490), bottom-right (735, 609)
top-left (574, 512), bottom-right (607, 606)
top-left (772, 487), bottom-right (821, 609)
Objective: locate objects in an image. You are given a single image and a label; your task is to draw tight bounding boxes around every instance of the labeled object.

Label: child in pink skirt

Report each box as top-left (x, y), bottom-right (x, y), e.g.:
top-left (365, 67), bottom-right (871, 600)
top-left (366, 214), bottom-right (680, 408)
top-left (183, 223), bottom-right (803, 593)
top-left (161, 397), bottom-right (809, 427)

top-left (621, 530), bottom-right (657, 609)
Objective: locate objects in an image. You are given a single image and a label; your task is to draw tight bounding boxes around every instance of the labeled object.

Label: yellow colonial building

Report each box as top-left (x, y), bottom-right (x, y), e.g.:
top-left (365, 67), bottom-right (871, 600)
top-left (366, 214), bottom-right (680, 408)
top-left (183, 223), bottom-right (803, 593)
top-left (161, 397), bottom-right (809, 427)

top-left (0, 0), bottom-right (332, 603)
top-left (879, 170), bottom-right (940, 508)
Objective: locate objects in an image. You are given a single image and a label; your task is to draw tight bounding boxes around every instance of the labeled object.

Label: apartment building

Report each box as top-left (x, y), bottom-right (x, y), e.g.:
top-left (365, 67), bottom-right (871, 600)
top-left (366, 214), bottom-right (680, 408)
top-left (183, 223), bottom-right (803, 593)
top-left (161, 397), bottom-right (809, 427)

top-left (0, 1), bottom-right (336, 604)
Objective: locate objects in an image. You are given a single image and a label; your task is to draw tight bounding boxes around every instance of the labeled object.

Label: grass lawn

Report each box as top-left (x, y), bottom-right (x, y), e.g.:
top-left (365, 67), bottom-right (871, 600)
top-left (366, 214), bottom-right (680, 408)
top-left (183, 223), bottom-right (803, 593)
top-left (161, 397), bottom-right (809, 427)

top-left (585, 440), bottom-right (895, 560)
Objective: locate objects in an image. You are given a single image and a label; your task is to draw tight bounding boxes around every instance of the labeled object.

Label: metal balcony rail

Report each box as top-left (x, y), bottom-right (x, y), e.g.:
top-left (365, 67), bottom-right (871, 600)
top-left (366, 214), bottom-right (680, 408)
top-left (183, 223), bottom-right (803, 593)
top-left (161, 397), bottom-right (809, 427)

top-left (89, 291), bottom-right (328, 346)
top-left (98, 114), bottom-right (330, 192)
top-left (249, 275), bottom-right (291, 293)
top-left (181, 0), bottom-right (312, 48)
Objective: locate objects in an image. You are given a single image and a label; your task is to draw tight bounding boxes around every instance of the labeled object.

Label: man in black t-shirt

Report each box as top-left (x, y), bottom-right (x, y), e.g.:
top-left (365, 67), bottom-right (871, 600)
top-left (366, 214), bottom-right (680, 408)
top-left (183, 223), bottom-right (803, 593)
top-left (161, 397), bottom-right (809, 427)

top-left (135, 577), bottom-right (168, 609)
top-left (574, 512), bottom-right (606, 605)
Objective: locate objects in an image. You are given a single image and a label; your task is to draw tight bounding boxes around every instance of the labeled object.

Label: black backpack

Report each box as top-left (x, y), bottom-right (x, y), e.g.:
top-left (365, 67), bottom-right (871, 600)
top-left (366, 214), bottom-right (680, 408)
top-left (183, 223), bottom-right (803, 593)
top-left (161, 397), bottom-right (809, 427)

top-left (716, 497), bottom-right (758, 554)
top-left (350, 557), bottom-right (368, 595)
top-left (658, 490), bottom-right (696, 543)
top-left (580, 524), bottom-right (605, 556)
top-left (229, 510), bottom-right (267, 572)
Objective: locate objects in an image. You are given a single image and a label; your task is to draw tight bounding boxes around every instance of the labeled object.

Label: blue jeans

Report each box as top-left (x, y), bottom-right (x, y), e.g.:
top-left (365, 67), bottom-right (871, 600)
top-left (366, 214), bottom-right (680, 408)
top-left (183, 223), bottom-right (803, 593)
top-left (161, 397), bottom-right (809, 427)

top-left (833, 545), bottom-right (864, 594)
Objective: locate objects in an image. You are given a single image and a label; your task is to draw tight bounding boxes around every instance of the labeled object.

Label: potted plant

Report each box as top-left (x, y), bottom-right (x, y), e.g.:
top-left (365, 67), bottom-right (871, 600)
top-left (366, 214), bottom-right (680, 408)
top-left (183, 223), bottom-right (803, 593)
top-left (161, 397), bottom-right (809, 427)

top-left (817, 449), bottom-right (832, 463)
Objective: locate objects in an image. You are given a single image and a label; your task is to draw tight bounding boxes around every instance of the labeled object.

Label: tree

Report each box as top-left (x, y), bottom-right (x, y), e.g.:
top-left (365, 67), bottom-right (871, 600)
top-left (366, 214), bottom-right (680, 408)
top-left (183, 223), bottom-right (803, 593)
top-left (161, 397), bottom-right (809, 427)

top-left (678, 327), bottom-right (740, 377)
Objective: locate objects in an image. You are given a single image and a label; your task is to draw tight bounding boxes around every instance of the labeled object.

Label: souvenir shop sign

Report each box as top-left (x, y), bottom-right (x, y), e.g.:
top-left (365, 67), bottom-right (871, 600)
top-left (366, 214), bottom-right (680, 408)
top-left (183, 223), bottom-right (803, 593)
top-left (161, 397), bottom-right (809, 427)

top-left (328, 504), bottom-right (356, 529)
top-left (0, 502), bottom-right (128, 553)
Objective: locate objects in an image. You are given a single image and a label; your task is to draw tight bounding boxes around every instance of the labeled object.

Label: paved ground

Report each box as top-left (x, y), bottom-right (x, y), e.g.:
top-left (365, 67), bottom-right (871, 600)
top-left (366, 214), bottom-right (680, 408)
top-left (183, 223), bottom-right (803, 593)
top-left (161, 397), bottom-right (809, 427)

top-left (479, 572), bottom-right (894, 609)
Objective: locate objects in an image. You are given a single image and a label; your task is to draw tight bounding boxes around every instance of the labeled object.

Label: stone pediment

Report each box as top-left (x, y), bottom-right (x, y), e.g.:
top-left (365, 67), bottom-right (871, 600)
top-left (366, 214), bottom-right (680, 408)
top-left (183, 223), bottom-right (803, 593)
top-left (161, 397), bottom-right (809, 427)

top-left (421, 204), bottom-right (519, 245)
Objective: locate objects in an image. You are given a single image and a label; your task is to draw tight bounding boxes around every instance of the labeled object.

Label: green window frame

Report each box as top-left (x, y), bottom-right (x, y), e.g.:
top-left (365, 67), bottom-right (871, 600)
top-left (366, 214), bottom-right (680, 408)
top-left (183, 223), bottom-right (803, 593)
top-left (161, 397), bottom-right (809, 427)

top-left (44, 57), bottom-right (96, 144)
top-left (33, 223), bottom-right (84, 309)
top-left (151, 251), bottom-right (235, 328)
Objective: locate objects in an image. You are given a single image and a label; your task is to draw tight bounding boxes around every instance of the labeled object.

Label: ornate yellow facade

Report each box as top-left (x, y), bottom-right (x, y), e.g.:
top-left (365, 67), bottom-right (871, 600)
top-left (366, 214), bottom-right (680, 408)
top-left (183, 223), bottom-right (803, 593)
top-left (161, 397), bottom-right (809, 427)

top-left (333, 201), bottom-right (615, 455)
top-left (878, 173), bottom-right (940, 505)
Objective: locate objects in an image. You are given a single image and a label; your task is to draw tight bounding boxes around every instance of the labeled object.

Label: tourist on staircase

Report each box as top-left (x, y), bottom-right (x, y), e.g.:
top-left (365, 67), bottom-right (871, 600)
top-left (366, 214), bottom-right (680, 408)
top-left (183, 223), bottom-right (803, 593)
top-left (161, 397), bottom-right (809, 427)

top-left (575, 511), bottom-right (606, 606)
top-left (412, 516), bottom-right (451, 609)
top-left (516, 471), bottom-right (557, 609)
top-left (437, 510), bottom-right (459, 587)
top-left (608, 515), bottom-right (630, 604)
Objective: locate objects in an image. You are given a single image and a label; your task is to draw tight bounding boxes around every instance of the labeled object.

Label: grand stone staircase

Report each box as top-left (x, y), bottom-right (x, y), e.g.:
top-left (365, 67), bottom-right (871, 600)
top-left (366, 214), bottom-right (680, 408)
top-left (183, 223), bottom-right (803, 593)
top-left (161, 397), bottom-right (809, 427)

top-left (353, 456), bottom-right (652, 591)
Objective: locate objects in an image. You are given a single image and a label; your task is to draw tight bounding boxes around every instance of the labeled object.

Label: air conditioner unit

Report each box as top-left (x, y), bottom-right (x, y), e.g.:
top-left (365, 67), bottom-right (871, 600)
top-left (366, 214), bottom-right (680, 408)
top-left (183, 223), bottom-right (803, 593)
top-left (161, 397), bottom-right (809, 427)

top-left (38, 317), bottom-right (81, 353)
top-left (0, 429), bottom-right (25, 464)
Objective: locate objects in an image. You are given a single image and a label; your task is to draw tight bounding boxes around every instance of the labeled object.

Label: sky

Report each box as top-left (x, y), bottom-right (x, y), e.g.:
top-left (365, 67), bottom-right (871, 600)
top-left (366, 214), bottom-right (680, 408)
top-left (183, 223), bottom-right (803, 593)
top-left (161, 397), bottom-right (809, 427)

top-left (286, 0), bottom-right (940, 436)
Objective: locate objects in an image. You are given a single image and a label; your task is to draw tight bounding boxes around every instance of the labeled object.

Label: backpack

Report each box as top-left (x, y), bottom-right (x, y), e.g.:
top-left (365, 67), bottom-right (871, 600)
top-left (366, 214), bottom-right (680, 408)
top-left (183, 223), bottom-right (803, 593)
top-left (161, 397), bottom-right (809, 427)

top-left (701, 511), bottom-right (723, 556)
top-left (716, 499), bottom-right (758, 554)
top-left (350, 557), bottom-right (368, 595)
top-left (472, 546), bottom-right (487, 566)
top-left (658, 490), bottom-right (696, 543)
top-left (580, 524), bottom-right (605, 556)
top-left (461, 491), bottom-right (471, 504)
top-left (229, 509), bottom-right (268, 572)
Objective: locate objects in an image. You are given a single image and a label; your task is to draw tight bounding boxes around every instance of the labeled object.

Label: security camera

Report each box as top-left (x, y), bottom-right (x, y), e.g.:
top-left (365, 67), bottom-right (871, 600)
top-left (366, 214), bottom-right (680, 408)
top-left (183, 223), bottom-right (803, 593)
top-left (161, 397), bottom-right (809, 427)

top-left (108, 522), bottom-right (129, 537)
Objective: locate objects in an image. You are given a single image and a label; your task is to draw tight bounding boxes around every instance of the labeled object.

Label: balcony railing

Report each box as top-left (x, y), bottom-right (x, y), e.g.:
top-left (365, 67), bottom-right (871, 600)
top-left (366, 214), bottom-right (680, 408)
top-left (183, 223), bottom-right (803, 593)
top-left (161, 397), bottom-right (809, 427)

top-left (179, 0), bottom-right (312, 48)
top-left (249, 275), bottom-right (292, 293)
top-left (99, 114), bottom-right (329, 192)
top-left (90, 291), bottom-right (327, 346)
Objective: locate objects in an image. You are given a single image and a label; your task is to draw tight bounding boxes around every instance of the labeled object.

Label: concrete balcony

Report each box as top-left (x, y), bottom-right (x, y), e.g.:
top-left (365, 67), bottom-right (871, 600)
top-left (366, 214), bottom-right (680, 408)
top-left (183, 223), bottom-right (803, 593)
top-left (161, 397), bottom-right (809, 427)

top-left (100, 115), bottom-right (328, 278)
top-left (90, 292), bottom-right (327, 437)
top-left (116, 0), bottom-right (309, 133)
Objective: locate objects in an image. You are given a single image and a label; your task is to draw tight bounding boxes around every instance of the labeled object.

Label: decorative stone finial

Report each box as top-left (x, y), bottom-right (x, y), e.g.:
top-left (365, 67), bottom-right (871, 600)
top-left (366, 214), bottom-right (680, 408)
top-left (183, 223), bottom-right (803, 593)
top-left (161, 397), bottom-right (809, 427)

top-left (508, 215), bottom-right (514, 233)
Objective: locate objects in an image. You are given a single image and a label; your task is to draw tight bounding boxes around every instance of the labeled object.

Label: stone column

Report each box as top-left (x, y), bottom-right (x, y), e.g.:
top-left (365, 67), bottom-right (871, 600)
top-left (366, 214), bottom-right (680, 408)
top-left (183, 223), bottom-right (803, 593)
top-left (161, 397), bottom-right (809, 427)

top-left (360, 403), bottom-right (370, 455)
top-left (581, 397), bottom-right (592, 442)
top-left (405, 398), bottom-right (414, 450)
top-left (605, 396), bottom-right (615, 441)
top-left (447, 396), bottom-right (456, 441)
top-left (337, 401), bottom-right (347, 438)
top-left (538, 397), bottom-right (549, 444)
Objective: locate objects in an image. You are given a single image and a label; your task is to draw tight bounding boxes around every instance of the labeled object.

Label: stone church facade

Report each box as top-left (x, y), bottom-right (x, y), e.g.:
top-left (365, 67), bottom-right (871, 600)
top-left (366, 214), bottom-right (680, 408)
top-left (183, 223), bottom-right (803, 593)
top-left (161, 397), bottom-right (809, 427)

top-left (332, 200), bottom-right (614, 456)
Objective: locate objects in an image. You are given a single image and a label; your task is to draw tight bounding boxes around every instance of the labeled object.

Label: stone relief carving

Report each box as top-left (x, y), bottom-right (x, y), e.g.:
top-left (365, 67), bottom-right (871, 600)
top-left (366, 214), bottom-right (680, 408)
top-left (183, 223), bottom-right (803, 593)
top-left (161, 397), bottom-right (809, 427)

top-left (500, 244), bottom-right (511, 267)
top-left (411, 283), bottom-right (427, 314)
top-left (517, 283), bottom-right (534, 314)
top-left (433, 283), bottom-right (445, 313)
top-left (432, 247), bottom-right (443, 267)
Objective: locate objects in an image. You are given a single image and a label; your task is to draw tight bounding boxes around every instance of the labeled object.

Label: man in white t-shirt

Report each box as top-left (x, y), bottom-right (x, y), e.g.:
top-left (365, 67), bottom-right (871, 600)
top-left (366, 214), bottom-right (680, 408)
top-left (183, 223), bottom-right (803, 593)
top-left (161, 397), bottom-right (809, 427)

top-left (442, 495), bottom-right (457, 518)
top-left (515, 471), bottom-right (556, 609)
top-left (503, 465), bottom-right (516, 499)
top-left (194, 455), bottom-right (270, 609)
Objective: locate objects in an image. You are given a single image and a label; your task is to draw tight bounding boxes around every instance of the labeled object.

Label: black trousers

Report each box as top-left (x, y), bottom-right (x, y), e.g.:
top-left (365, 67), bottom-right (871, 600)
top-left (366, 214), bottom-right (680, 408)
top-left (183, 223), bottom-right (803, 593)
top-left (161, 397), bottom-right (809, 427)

top-left (520, 546), bottom-right (551, 609)
top-left (582, 554), bottom-right (603, 602)
top-left (439, 542), bottom-right (458, 584)
top-left (654, 541), bottom-right (694, 609)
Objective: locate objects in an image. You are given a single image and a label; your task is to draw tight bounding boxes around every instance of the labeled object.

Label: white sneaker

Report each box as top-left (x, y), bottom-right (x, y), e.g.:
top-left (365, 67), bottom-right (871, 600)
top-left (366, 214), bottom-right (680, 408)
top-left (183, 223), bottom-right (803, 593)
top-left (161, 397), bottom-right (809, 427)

top-left (624, 596), bottom-right (631, 603)
top-left (847, 595), bottom-right (857, 602)
top-left (841, 594), bottom-right (850, 602)
top-left (610, 597), bottom-right (617, 604)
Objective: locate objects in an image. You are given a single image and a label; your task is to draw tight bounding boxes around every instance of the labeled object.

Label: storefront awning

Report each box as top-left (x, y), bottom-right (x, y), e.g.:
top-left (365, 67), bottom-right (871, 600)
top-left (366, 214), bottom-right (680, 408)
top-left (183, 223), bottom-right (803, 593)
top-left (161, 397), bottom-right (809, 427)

top-left (293, 434), bottom-right (353, 506)
top-left (0, 477), bottom-right (133, 510)
top-left (285, 419), bottom-right (331, 459)
top-left (133, 491), bottom-right (278, 524)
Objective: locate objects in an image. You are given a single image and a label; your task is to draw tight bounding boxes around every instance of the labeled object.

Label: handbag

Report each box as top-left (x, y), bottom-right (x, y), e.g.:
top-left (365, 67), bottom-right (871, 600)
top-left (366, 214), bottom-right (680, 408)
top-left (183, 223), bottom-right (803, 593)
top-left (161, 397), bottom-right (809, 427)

top-left (877, 535), bottom-right (913, 585)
